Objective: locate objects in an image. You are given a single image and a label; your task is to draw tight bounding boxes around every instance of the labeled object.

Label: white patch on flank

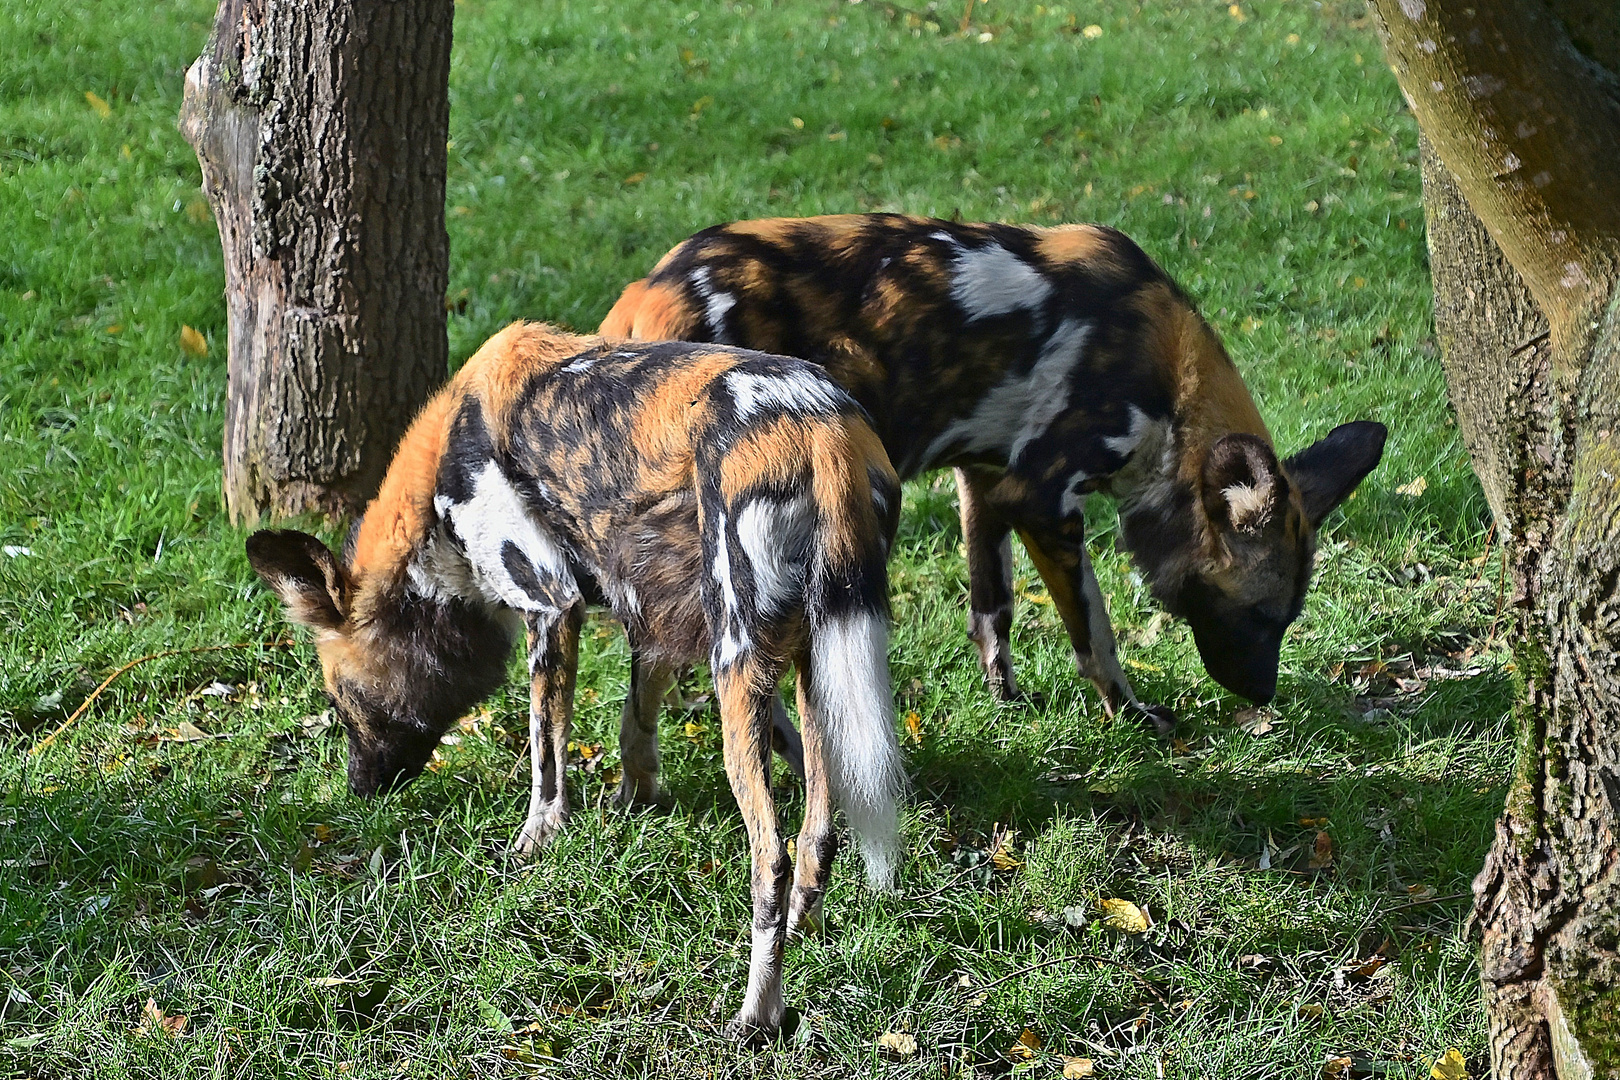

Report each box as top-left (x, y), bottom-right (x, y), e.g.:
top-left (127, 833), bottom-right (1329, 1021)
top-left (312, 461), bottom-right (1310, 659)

top-left (726, 369), bottom-right (844, 423)
top-left (920, 319), bottom-right (1092, 468)
top-left (736, 925), bottom-right (785, 1032)
top-left (1059, 470), bottom-right (1094, 519)
top-left (711, 512), bottom-right (740, 615)
top-left (1105, 411), bottom-right (1177, 512)
top-left (810, 611), bottom-right (904, 890)
top-left (560, 355), bottom-right (597, 373)
top-left (1006, 318), bottom-right (1093, 465)
top-left (1102, 405), bottom-right (1154, 458)
top-left (737, 496), bottom-right (813, 614)
top-left (947, 241), bottom-right (1053, 322)
top-left (711, 512), bottom-right (751, 668)
top-left (691, 266), bottom-right (737, 340)
top-left (428, 462), bottom-right (571, 614)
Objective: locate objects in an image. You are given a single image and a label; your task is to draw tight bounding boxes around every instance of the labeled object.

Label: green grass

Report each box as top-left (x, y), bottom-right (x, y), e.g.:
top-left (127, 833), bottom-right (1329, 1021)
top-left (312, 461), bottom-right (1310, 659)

top-left (0, 0), bottom-right (1506, 1076)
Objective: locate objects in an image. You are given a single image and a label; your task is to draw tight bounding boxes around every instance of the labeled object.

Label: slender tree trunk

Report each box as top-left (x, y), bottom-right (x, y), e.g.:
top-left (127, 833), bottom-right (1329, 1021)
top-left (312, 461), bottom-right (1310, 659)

top-left (181, 0), bottom-right (454, 523)
top-left (1370, 1), bottom-right (1620, 1075)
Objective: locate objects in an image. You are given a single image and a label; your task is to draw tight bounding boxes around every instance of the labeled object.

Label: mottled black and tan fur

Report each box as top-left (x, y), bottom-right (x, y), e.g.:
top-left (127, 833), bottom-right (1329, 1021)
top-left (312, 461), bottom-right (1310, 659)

top-left (603, 214), bottom-right (1387, 722)
top-left (246, 322), bottom-right (904, 1039)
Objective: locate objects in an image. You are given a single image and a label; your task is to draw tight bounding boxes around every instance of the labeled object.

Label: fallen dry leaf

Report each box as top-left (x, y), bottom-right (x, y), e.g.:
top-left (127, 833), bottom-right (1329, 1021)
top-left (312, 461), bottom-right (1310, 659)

top-left (1396, 476), bottom-right (1428, 498)
top-left (1237, 706), bottom-right (1278, 736)
top-left (1298, 1003), bottom-right (1325, 1019)
top-left (85, 91), bottom-right (112, 118)
top-left (1308, 830), bottom-right (1334, 870)
top-left (1008, 1028), bottom-right (1041, 1061)
top-left (1099, 897), bottom-right (1149, 933)
top-left (990, 832), bottom-right (1022, 871)
top-left (180, 325), bottom-right (208, 357)
top-left (1431, 1049), bottom-right (1469, 1080)
top-left (876, 1030), bottom-right (917, 1058)
top-left (1228, 3), bottom-right (1247, 20)
top-left (1082, 23), bottom-right (1103, 37)
top-left (160, 720), bottom-right (215, 743)
top-left (1063, 1056), bottom-right (1096, 1078)
top-left (135, 998), bottom-right (186, 1038)
top-left (1322, 1056), bottom-right (1354, 1079)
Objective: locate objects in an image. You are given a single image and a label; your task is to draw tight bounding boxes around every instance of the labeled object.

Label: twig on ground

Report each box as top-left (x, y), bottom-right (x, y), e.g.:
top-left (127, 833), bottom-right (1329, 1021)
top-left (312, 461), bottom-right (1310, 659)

top-left (1382, 890), bottom-right (1472, 915)
top-left (29, 640), bottom-right (293, 755)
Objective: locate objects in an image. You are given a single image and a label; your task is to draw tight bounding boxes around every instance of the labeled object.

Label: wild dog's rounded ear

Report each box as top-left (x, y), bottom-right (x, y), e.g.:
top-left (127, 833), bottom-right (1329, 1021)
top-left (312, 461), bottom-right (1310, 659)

top-left (245, 529), bottom-right (349, 630)
top-left (1202, 433), bottom-right (1282, 535)
top-left (1283, 420), bottom-right (1388, 527)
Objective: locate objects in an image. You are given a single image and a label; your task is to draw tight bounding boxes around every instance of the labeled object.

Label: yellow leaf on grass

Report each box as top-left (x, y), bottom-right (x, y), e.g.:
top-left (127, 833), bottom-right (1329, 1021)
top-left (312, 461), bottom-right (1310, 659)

top-left (1099, 897), bottom-right (1149, 933)
top-left (1081, 24), bottom-right (1103, 38)
top-left (623, 172), bottom-right (647, 185)
top-left (180, 325), bottom-right (208, 357)
top-left (1063, 1056), bottom-right (1096, 1078)
top-left (85, 91), bottom-right (112, 118)
top-left (876, 1031), bottom-right (917, 1058)
top-left (1308, 830), bottom-right (1334, 870)
top-left (905, 711), bottom-right (923, 744)
top-left (1228, 4), bottom-right (1246, 21)
top-left (1397, 476), bottom-right (1428, 498)
top-left (1431, 1049), bottom-right (1469, 1080)
top-left (1008, 1028), bottom-right (1041, 1060)
top-left (134, 998), bottom-right (186, 1037)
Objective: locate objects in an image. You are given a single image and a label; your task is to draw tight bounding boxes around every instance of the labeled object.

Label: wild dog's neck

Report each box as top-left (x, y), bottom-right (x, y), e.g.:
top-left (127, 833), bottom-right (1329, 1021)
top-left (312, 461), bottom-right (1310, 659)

top-left (1108, 298), bottom-right (1272, 597)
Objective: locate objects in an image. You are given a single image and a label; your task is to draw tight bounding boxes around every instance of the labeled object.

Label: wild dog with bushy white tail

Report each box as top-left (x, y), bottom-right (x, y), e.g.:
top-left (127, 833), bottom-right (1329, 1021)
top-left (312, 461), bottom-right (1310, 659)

top-left (246, 322), bottom-right (904, 1040)
top-left (604, 214), bottom-right (1387, 726)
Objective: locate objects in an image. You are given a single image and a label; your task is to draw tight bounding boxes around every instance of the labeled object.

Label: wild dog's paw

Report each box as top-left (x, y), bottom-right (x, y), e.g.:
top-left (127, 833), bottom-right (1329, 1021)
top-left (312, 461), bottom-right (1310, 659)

top-left (723, 1011), bottom-right (786, 1047)
top-left (511, 807), bottom-right (567, 858)
top-left (1136, 703), bottom-right (1177, 738)
top-left (786, 894), bottom-right (825, 940)
top-left (614, 774), bottom-right (673, 810)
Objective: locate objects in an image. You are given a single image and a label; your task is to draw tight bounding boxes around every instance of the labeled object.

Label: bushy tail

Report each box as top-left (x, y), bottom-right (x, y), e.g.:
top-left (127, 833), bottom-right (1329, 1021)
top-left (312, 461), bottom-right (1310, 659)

top-left (805, 428), bottom-right (905, 890)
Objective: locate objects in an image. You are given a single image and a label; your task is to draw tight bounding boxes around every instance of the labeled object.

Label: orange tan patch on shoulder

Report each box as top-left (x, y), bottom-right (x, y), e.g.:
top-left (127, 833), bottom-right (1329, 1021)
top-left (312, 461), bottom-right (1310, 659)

top-left (457, 322), bottom-right (597, 438)
top-left (599, 280), bottom-right (648, 339)
top-left (628, 350), bottom-right (741, 478)
top-left (609, 280), bottom-right (701, 343)
top-left (349, 388), bottom-right (459, 612)
top-left (723, 218), bottom-right (803, 246)
top-left (1034, 224), bottom-right (1119, 270)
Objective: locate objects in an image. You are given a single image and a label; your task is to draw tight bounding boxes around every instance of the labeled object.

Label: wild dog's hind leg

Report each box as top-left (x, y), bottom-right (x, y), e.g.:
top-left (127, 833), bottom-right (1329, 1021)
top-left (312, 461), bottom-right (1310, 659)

top-left (514, 603), bottom-right (583, 856)
top-left (956, 467), bottom-right (1025, 702)
top-left (1019, 529), bottom-right (1176, 736)
top-left (785, 655), bottom-right (833, 939)
top-left (769, 692), bottom-right (806, 782)
top-left (616, 652), bottom-right (676, 807)
top-left (716, 659), bottom-right (792, 1041)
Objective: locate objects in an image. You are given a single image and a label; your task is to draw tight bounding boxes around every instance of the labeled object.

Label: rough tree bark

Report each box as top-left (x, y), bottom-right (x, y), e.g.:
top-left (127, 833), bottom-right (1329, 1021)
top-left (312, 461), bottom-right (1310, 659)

top-left (1369, 1), bottom-right (1620, 1075)
top-left (181, 0), bottom-right (454, 523)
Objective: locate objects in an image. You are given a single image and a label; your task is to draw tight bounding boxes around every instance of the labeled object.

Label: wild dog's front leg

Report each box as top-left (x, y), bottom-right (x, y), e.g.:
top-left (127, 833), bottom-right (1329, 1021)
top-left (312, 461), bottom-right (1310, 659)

top-left (956, 467), bottom-right (1025, 702)
top-left (716, 662), bottom-right (792, 1042)
top-left (514, 604), bottom-right (583, 856)
top-left (1018, 529), bottom-right (1177, 736)
top-left (616, 652), bottom-right (676, 807)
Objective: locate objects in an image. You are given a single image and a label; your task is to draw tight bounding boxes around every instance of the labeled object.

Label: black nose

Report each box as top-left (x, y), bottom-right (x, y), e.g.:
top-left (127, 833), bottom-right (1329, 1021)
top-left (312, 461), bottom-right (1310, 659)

top-left (1190, 624), bottom-right (1280, 704)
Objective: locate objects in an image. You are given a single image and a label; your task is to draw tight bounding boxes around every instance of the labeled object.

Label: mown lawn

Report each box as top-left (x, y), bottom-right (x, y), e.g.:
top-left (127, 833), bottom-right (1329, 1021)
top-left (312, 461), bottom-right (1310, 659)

top-left (0, 1), bottom-right (1506, 1077)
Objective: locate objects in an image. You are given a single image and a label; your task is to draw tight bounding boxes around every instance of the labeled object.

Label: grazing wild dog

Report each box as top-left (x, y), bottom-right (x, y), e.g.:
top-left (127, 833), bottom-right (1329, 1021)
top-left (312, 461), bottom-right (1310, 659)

top-left (246, 322), bottom-right (905, 1039)
top-left (602, 214), bottom-right (1387, 725)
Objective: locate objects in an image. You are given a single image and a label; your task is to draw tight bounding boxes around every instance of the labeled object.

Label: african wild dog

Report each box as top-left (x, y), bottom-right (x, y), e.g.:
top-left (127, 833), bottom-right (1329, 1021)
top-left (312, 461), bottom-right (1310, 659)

top-left (602, 214), bottom-right (1387, 726)
top-left (245, 322), bottom-right (904, 1039)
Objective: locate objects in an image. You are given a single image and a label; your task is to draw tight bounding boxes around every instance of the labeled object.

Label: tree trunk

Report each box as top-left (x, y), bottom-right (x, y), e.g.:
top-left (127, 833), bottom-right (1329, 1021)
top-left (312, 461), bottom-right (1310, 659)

top-left (181, 0), bottom-right (454, 523)
top-left (1370, 1), bottom-right (1620, 1076)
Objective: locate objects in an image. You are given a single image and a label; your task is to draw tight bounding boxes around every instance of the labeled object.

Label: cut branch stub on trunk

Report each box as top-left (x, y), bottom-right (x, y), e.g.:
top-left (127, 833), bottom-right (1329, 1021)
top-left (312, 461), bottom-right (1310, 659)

top-left (181, 0), bottom-right (453, 524)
